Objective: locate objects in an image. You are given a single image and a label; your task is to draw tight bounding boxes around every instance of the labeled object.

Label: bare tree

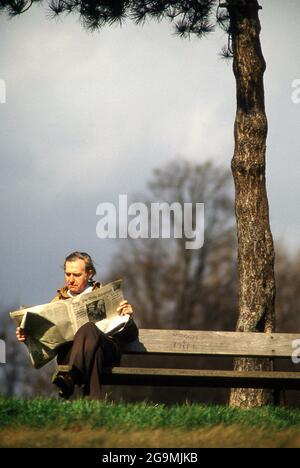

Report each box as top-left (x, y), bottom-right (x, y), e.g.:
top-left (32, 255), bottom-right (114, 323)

top-left (108, 159), bottom-right (238, 332)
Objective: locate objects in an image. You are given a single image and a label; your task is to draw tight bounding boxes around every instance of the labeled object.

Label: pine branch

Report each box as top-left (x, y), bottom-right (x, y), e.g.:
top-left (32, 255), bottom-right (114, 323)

top-left (0, 0), bottom-right (41, 15)
top-left (1, 0), bottom-right (233, 46)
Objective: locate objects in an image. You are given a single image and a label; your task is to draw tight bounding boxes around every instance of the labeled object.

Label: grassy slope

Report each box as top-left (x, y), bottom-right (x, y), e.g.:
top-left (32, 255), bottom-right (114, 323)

top-left (1, 397), bottom-right (300, 447)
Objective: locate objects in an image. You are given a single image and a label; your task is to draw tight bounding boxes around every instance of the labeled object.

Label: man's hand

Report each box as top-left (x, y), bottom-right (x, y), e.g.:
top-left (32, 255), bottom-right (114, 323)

top-left (16, 327), bottom-right (27, 342)
top-left (117, 300), bottom-right (133, 317)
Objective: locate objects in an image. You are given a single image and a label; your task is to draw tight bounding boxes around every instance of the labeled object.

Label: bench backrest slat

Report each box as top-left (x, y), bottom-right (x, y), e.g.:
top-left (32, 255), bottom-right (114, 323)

top-left (120, 329), bottom-right (300, 359)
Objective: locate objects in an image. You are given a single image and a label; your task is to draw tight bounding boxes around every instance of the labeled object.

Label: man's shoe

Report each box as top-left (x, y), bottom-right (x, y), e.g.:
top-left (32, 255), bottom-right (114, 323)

top-left (52, 371), bottom-right (75, 400)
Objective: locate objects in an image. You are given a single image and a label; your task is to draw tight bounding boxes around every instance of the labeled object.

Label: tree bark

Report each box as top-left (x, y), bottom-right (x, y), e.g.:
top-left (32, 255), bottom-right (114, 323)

top-left (228, 0), bottom-right (276, 407)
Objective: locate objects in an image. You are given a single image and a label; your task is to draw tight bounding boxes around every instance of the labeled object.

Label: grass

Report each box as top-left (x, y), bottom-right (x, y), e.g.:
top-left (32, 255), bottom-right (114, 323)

top-left (2, 397), bottom-right (300, 430)
top-left (1, 397), bottom-right (300, 447)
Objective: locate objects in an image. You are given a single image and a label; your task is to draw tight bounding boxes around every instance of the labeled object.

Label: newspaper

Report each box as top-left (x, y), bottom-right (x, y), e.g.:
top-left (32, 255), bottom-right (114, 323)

top-left (10, 280), bottom-right (130, 369)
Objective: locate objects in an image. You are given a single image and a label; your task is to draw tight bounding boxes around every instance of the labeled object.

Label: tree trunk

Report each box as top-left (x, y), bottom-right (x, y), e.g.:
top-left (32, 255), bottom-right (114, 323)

top-left (228, 0), bottom-right (276, 407)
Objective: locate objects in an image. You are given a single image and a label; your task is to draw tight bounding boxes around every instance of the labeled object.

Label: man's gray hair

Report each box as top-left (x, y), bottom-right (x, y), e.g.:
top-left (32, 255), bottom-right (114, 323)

top-left (64, 251), bottom-right (96, 277)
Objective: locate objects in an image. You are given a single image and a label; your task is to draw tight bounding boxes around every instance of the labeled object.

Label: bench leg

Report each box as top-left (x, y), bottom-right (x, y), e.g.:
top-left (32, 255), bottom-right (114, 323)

top-left (271, 359), bottom-right (286, 406)
top-left (273, 388), bottom-right (286, 406)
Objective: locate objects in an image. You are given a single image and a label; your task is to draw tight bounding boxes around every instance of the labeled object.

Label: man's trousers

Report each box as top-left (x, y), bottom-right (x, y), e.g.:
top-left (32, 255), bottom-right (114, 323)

top-left (57, 322), bottom-right (121, 399)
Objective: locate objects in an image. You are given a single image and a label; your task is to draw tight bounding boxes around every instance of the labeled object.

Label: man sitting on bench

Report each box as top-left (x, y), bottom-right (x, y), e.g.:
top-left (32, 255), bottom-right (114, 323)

top-left (16, 251), bottom-right (138, 400)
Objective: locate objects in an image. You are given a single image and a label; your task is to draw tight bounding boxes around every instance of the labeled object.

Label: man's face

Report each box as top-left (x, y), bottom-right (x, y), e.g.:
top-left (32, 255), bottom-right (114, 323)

top-left (64, 259), bottom-right (93, 295)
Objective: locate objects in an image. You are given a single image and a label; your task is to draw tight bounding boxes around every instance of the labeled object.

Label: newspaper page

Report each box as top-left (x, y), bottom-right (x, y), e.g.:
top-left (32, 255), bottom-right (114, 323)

top-left (10, 280), bottom-right (129, 369)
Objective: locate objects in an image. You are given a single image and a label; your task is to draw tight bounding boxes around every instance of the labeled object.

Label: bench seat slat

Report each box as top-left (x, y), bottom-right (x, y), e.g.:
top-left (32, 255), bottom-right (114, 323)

top-left (103, 367), bottom-right (300, 390)
top-left (121, 329), bottom-right (300, 358)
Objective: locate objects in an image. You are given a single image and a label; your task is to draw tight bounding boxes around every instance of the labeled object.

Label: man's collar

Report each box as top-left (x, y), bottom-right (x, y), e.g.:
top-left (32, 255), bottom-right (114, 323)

top-left (56, 281), bottom-right (101, 299)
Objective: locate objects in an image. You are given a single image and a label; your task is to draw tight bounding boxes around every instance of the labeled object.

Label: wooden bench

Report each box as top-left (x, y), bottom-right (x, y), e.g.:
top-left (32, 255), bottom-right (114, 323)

top-left (103, 330), bottom-right (300, 397)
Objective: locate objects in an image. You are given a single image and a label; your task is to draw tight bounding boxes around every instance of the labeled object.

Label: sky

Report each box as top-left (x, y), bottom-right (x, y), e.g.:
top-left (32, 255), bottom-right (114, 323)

top-left (0, 0), bottom-right (299, 309)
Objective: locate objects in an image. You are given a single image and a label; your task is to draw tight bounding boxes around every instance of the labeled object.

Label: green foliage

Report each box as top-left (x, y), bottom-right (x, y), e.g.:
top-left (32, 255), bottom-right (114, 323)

top-left (1, 397), bottom-right (300, 431)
